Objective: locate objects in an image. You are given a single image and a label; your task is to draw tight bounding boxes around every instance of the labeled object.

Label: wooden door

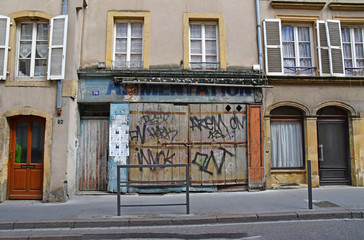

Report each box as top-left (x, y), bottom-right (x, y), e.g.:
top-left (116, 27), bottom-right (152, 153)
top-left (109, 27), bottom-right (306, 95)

top-left (78, 118), bottom-right (109, 191)
top-left (189, 104), bottom-right (248, 186)
top-left (129, 103), bottom-right (189, 185)
top-left (8, 116), bottom-right (45, 200)
top-left (318, 119), bottom-right (350, 185)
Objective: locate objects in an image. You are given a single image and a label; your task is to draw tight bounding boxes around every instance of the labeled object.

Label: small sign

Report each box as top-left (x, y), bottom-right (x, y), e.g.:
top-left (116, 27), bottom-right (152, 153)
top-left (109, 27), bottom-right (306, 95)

top-left (92, 90), bottom-right (99, 96)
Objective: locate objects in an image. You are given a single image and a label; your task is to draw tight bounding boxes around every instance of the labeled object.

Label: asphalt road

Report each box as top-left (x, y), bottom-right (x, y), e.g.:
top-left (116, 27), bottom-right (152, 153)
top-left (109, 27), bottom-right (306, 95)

top-left (1, 218), bottom-right (363, 239)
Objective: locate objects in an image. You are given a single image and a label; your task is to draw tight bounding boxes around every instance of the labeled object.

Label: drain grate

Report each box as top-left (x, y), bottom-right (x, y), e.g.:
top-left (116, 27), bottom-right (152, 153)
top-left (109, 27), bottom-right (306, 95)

top-left (313, 201), bottom-right (340, 208)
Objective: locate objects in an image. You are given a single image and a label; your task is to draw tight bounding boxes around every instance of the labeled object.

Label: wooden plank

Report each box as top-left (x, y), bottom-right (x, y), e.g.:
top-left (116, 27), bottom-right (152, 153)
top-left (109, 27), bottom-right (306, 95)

top-left (78, 119), bottom-right (109, 191)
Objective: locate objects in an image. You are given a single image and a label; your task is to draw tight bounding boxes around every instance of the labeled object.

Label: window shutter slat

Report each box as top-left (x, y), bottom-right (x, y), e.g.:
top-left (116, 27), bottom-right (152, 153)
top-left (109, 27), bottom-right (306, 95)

top-left (0, 16), bottom-right (10, 80)
top-left (317, 20), bottom-right (331, 76)
top-left (47, 15), bottom-right (68, 80)
top-left (326, 20), bottom-right (344, 76)
top-left (263, 19), bottom-right (283, 75)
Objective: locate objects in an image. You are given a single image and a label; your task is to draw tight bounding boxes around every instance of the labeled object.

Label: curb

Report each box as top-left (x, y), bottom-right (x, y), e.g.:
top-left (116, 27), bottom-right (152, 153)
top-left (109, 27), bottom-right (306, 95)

top-left (0, 210), bottom-right (363, 231)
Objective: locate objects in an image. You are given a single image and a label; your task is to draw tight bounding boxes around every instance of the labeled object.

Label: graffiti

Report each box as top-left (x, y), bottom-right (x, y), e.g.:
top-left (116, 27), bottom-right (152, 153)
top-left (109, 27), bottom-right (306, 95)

top-left (192, 147), bottom-right (234, 175)
top-left (190, 114), bottom-right (245, 139)
top-left (140, 114), bottom-right (169, 125)
top-left (130, 124), bottom-right (178, 144)
top-left (134, 147), bottom-right (176, 170)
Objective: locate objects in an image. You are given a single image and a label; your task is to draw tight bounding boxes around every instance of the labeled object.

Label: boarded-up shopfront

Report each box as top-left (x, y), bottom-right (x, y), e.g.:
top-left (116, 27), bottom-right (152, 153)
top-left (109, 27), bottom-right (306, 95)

top-left (77, 74), bottom-right (264, 192)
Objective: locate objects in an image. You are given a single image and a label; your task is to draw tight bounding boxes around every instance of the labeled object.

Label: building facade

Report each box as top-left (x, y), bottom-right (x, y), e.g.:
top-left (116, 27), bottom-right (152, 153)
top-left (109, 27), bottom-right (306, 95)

top-left (76, 0), bottom-right (266, 193)
top-left (261, 0), bottom-right (364, 188)
top-left (0, 0), bottom-right (82, 202)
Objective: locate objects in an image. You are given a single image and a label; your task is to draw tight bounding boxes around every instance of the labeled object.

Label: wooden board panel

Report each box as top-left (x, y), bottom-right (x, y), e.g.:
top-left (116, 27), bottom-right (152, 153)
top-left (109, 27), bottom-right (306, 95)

top-left (78, 119), bottom-right (109, 191)
top-left (189, 104), bottom-right (248, 186)
top-left (129, 103), bottom-right (188, 185)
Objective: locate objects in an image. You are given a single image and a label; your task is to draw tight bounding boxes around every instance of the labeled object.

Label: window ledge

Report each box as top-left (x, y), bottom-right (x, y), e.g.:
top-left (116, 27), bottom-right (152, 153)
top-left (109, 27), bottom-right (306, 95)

top-left (5, 80), bottom-right (51, 87)
top-left (272, 169), bottom-right (306, 173)
top-left (271, 1), bottom-right (326, 10)
top-left (329, 2), bottom-right (364, 11)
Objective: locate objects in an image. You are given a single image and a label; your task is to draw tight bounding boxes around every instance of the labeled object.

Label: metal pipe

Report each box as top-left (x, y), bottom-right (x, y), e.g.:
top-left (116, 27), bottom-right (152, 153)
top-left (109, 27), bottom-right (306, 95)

top-left (56, 0), bottom-right (68, 116)
top-left (255, 0), bottom-right (263, 71)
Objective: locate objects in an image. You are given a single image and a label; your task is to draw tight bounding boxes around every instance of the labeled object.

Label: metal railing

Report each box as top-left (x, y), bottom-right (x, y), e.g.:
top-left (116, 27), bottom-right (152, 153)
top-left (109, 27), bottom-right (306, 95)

top-left (117, 164), bottom-right (190, 216)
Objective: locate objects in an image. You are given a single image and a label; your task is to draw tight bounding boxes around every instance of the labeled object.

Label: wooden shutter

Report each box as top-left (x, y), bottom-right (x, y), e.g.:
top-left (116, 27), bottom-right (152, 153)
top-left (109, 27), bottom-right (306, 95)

top-left (327, 20), bottom-right (345, 76)
top-left (317, 20), bottom-right (331, 76)
top-left (263, 19), bottom-right (283, 75)
top-left (47, 15), bottom-right (68, 80)
top-left (317, 20), bottom-right (345, 76)
top-left (0, 15), bottom-right (10, 80)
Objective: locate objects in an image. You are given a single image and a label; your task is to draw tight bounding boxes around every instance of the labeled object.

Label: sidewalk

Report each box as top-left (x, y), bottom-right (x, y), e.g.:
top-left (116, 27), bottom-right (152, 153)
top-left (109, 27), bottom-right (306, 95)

top-left (0, 186), bottom-right (363, 229)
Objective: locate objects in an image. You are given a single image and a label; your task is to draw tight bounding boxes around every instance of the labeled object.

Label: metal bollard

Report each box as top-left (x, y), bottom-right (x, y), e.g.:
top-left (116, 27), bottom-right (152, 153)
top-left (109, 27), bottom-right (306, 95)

top-left (307, 160), bottom-right (312, 209)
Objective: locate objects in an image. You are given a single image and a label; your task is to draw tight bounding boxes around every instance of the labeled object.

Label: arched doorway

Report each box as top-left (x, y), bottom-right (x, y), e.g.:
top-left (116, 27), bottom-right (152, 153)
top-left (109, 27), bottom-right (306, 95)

top-left (7, 116), bottom-right (45, 199)
top-left (317, 107), bottom-right (350, 185)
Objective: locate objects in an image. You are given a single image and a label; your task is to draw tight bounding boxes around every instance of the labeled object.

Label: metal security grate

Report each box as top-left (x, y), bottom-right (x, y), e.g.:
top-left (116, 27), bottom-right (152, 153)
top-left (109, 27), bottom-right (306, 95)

top-left (313, 201), bottom-right (340, 208)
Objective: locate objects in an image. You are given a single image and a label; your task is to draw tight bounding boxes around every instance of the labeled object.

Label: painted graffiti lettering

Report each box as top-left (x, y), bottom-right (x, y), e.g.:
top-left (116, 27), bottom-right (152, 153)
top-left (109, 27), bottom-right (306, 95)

top-left (192, 147), bottom-right (234, 175)
top-left (130, 124), bottom-right (178, 144)
top-left (135, 148), bottom-right (176, 170)
top-left (147, 126), bottom-right (178, 142)
top-left (190, 114), bottom-right (230, 139)
top-left (141, 114), bottom-right (169, 125)
top-left (190, 114), bottom-right (245, 139)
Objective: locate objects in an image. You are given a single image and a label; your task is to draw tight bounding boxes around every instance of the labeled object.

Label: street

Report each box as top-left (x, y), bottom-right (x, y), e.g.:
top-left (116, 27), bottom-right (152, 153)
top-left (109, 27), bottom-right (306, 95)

top-left (1, 219), bottom-right (363, 239)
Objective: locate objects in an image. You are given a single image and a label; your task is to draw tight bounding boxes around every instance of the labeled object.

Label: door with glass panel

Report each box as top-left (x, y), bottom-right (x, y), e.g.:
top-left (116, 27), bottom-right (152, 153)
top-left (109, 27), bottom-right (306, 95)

top-left (7, 116), bottom-right (45, 199)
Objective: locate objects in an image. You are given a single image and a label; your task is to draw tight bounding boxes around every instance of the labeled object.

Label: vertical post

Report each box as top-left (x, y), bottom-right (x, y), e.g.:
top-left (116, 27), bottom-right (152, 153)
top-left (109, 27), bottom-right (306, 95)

top-left (186, 164), bottom-right (190, 214)
top-left (307, 160), bottom-right (313, 209)
top-left (117, 166), bottom-right (121, 216)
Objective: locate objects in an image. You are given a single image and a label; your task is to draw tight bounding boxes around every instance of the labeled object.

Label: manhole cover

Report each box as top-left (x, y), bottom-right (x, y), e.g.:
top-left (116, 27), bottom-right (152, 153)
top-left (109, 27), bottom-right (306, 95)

top-left (313, 201), bottom-right (340, 208)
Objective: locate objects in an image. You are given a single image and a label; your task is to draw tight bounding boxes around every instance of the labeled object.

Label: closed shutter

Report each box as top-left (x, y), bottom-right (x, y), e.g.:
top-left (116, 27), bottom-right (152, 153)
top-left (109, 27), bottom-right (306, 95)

top-left (317, 20), bottom-right (345, 76)
top-left (47, 15), bottom-right (68, 80)
top-left (327, 20), bottom-right (345, 76)
top-left (263, 19), bottom-right (283, 75)
top-left (0, 15), bottom-right (10, 80)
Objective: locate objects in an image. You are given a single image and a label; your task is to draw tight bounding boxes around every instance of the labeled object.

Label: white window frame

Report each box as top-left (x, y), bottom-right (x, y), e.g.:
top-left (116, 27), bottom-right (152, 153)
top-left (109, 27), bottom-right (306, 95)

top-left (189, 21), bottom-right (219, 70)
top-left (15, 21), bottom-right (49, 80)
top-left (113, 20), bottom-right (144, 69)
top-left (281, 24), bottom-right (315, 75)
top-left (341, 26), bottom-right (364, 75)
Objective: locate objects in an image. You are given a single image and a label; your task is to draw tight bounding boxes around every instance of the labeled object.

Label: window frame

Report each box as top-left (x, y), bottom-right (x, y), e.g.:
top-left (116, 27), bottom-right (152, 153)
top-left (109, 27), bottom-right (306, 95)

top-left (112, 19), bottom-right (144, 70)
top-left (106, 11), bottom-right (150, 70)
top-left (281, 23), bottom-right (315, 75)
top-left (15, 21), bottom-right (49, 80)
top-left (183, 13), bottom-right (226, 71)
top-left (341, 25), bottom-right (364, 75)
top-left (270, 109), bottom-right (305, 170)
top-left (189, 21), bottom-right (219, 71)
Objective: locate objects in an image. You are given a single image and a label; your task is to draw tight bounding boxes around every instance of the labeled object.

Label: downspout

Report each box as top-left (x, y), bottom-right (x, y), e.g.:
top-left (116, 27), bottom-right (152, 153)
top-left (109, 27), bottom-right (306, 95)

top-left (256, 0), bottom-right (263, 72)
top-left (56, 0), bottom-right (68, 116)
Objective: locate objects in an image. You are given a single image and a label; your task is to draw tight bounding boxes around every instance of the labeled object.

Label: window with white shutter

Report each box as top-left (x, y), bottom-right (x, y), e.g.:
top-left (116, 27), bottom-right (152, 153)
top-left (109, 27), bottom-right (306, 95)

top-left (0, 15), bottom-right (10, 80)
top-left (47, 15), bottom-right (68, 80)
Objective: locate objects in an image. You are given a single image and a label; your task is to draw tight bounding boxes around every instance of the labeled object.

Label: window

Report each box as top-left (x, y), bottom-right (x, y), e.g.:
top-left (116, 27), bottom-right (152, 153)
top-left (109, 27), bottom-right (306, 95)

top-left (183, 13), bottom-right (226, 71)
top-left (270, 107), bottom-right (304, 168)
top-left (105, 11), bottom-right (150, 70)
top-left (264, 18), bottom-right (345, 76)
top-left (282, 25), bottom-right (314, 74)
top-left (16, 22), bottom-right (49, 78)
top-left (3, 12), bottom-right (68, 84)
top-left (341, 26), bottom-right (364, 75)
top-left (113, 21), bottom-right (143, 69)
top-left (189, 23), bottom-right (218, 70)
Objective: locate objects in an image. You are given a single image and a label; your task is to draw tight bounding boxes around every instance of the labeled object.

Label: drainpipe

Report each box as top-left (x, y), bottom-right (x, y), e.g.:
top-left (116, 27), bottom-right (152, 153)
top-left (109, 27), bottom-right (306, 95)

top-left (256, 0), bottom-right (263, 72)
top-left (56, 0), bottom-right (68, 116)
